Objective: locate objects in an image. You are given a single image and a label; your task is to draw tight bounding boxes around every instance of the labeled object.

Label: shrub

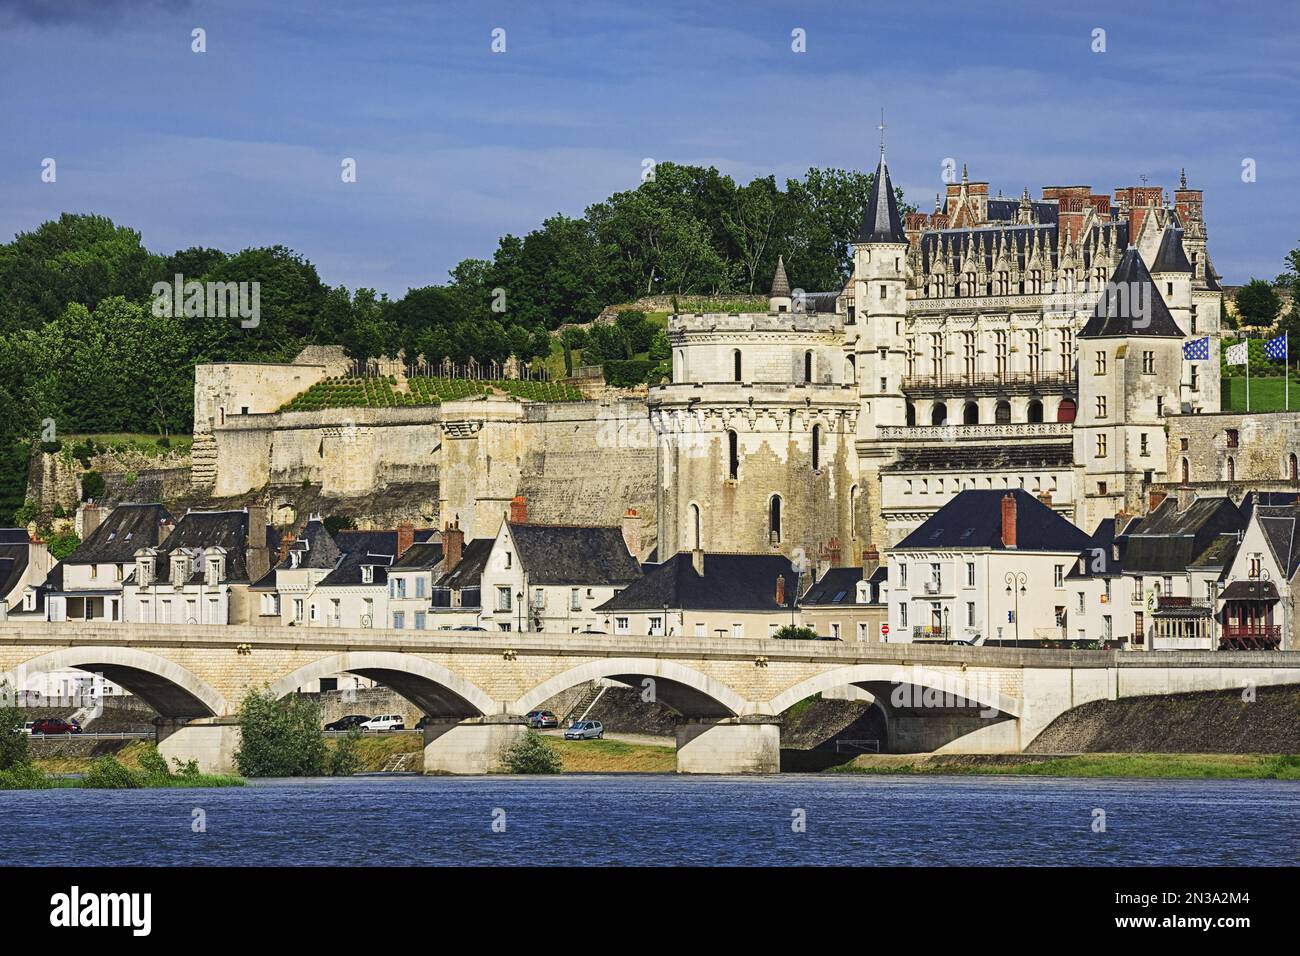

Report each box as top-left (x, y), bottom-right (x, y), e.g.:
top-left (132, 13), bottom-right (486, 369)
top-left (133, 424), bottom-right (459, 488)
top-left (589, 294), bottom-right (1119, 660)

top-left (80, 470), bottom-right (105, 501)
top-left (0, 763), bottom-right (50, 790)
top-left (234, 690), bottom-right (327, 777)
top-left (47, 530), bottom-right (80, 560)
top-left (39, 439), bottom-right (61, 455)
top-left (156, 436), bottom-right (171, 449)
top-left (502, 730), bottom-right (562, 774)
top-left (0, 682), bottom-right (30, 771)
top-left (327, 728), bottom-right (363, 777)
top-left (135, 746), bottom-right (173, 783)
top-left (82, 757), bottom-right (142, 789)
top-left (773, 625), bottom-right (819, 641)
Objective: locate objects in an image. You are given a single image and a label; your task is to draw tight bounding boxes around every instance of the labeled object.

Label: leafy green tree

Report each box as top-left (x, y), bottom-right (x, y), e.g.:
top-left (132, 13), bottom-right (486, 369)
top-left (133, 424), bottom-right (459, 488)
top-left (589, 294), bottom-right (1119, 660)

top-left (47, 530), bottom-right (80, 560)
top-left (0, 681), bottom-right (30, 771)
top-left (234, 689), bottom-right (328, 777)
top-left (502, 730), bottom-right (562, 773)
top-left (1234, 279), bottom-right (1282, 328)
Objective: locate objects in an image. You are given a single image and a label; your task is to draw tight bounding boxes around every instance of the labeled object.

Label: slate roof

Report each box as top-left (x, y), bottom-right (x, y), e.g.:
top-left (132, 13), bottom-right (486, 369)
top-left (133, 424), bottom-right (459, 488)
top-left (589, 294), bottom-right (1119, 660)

top-left (277, 519), bottom-right (342, 570)
top-left (597, 552), bottom-right (796, 612)
top-left (318, 548), bottom-right (392, 588)
top-left (153, 510), bottom-right (251, 582)
top-left (0, 529), bottom-right (28, 544)
top-left (0, 530), bottom-right (32, 598)
top-left (433, 538), bottom-right (493, 590)
top-left (1254, 504), bottom-right (1300, 579)
top-left (770, 256), bottom-right (791, 297)
top-left (65, 503), bottom-right (173, 565)
top-left (895, 489), bottom-right (1091, 553)
top-left (508, 523), bottom-right (642, 586)
top-left (1079, 247), bottom-right (1185, 338)
top-left (857, 153), bottom-right (906, 244)
top-left (1119, 497), bottom-right (1244, 573)
top-left (1220, 579), bottom-right (1280, 602)
top-left (1066, 517), bottom-right (1123, 579)
top-left (390, 541), bottom-right (444, 570)
top-left (801, 566), bottom-right (885, 606)
top-left (1151, 223), bottom-right (1192, 273)
top-left (884, 443), bottom-right (1074, 473)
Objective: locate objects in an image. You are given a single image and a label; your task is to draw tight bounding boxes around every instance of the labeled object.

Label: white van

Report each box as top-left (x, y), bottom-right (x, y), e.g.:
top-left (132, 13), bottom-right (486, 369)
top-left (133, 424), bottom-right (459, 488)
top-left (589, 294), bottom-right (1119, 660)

top-left (360, 714), bottom-right (405, 732)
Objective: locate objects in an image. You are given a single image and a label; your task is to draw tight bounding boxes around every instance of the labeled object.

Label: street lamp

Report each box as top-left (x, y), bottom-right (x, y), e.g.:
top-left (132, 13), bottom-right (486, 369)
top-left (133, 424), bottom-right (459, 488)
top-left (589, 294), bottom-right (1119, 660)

top-left (1005, 571), bottom-right (1028, 645)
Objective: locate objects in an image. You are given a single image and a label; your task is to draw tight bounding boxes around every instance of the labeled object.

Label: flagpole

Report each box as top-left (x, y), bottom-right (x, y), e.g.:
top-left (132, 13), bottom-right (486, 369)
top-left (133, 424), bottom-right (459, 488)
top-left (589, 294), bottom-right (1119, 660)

top-left (1287, 332), bottom-right (1290, 412)
top-left (1246, 336), bottom-right (1251, 413)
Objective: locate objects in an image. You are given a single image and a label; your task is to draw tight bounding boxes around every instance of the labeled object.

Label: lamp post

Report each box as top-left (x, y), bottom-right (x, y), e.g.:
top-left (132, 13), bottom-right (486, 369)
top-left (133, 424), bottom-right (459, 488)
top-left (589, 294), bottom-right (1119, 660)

top-left (1004, 571), bottom-right (1028, 645)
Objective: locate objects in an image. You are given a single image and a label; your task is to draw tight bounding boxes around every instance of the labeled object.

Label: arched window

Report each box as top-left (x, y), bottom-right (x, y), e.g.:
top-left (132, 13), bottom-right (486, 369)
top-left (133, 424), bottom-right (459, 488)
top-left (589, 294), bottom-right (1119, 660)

top-left (1057, 398), bottom-right (1077, 423)
top-left (963, 402), bottom-right (979, 425)
top-left (905, 401), bottom-right (916, 427)
top-left (931, 402), bottom-right (947, 426)
top-left (995, 400), bottom-right (1011, 425)
top-left (811, 424), bottom-right (821, 470)
top-left (689, 503), bottom-right (701, 550)
top-left (733, 349), bottom-right (742, 383)
top-left (769, 495), bottom-right (782, 544)
top-left (850, 485), bottom-right (858, 531)
top-left (846, 354), bottom-right (856, 385)
top-left (727, 430), bottom-right (739, 480)
top-left (1181, 458), bottom-right (1190, 483)
top-left (804, 351), bottom-right (813, 384)
top-left (1290, 454), bottom-right (1298, 482)
top-left (675, 350), bottom-right (684, 379)
top-left (1227, 457), bottom-right (1236, 481)
top-left (1027, 399), bottom-right (1043, 423)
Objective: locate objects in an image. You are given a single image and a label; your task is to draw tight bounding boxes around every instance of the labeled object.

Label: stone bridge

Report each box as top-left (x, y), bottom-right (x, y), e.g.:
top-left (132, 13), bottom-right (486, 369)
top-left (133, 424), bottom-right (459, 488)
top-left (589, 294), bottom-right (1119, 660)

top-left (3, 623), bottom-right (1298, 774)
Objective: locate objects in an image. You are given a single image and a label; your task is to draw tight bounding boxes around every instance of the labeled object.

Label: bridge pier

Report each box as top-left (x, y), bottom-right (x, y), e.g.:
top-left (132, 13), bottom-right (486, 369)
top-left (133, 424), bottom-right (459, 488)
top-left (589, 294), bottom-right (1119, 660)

top-left (675, 717), bottom-right (780, 774)
top-left (423, 716), bottom-right (528, 774)
top-left (156, 717), bottom-right (241, 775)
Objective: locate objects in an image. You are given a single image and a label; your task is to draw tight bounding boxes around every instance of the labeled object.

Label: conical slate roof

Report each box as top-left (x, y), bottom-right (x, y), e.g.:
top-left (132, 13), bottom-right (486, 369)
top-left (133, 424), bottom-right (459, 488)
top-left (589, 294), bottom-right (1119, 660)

top-left (857, 153), bottom-right (906, 244)
top-left (1079, 247), bottom-right (1185, 338)
top-left (1151, 222), bottom-right (1192, 274)
top-left (770, 255), bottom-right (791, 297)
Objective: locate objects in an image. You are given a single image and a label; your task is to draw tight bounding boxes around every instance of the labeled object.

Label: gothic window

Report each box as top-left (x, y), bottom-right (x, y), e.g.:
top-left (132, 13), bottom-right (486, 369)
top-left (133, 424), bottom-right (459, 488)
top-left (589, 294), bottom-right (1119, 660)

top-left (690, 503), bottom-right (701, 550)
top-left (964, 272), bottom-right (976, 296)
top-left (769, 495), bottom-right (782, 544)
top-left (1027, 399), bottom-right (1044, 423)
top-left (1227, 457), bottom-right (1236, 481)
top-left (962, 332), bottom-right (977, 380)
top-left (962, 401), bottom-right (979, 425)
top-left (930, 334), bottom-right (944, 380)
top-left (1028, 329), bottom-right (1041, 377)
top-left (727, 429), bottom-right (739, 480)
top-left (994, 330), bottom-right (1008, 378)
top-left (733, 349), bottom-right (742, 383)
top-left (906, 401), bottom-right (916, 426)
top-left (1059, 329), bottom-right (1074, 376)
top-left (804, 351), bottom-right (813, 383)
top-left (931, 402), bottom-right (947, 426)
top-left (846, 354), bottom-right (856, 385)
top-left (1290, 454), bottom-right (1298, 481)
top-left (995, 400), bottom-right (1011, 425)
top-left (1181, 458), bottom-right (1190, 483)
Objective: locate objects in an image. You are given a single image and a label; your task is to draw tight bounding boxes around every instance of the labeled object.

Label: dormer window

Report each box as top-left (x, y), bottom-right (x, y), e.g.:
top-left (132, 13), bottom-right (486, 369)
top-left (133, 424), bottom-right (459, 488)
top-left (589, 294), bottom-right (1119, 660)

top-left (361, 565), bottom-right (374, 584)
top-left (206, 557), bottom-right (223, 586)
top-left (290, 551), bottom-right (302, 569)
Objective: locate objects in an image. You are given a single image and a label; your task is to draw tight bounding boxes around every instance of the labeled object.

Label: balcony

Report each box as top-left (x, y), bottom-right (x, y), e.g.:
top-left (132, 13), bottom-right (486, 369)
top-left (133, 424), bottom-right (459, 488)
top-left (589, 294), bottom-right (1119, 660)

top-left (878, 421), bottom-right (1071, 442)
top-left (912, 625), bottom-right (950, 642)
top-left (1219, 625), bottom-right (1281, 650)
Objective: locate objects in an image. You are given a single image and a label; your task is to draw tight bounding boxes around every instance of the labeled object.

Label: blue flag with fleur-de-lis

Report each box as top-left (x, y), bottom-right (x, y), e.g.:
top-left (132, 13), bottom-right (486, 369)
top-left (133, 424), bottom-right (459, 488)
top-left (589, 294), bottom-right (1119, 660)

top-left (1264, 333), bottom-right (1288, 361)
top-left (1182, 336), bottom-right (1209, 361)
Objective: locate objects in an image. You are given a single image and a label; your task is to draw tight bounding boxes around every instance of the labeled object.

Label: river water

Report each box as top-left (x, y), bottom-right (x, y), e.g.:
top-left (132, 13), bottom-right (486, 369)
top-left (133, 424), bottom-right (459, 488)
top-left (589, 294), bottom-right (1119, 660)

top-left (3, 774), bottom-right (1297, 866)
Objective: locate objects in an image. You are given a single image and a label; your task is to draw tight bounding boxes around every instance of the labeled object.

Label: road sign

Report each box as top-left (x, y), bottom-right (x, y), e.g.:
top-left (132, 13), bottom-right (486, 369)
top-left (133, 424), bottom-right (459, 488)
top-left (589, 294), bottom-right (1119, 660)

top-left (880, 623), bottom-right (890, 637)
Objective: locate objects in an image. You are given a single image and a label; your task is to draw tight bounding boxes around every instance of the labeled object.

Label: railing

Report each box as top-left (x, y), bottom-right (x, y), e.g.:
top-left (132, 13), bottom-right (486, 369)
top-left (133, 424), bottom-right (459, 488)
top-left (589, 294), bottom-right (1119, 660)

top-left (878, 422), bottom-right (1071, 441)
top-left (912, 625), bottom-right (950, 641)
top-left (1221, 625), bottom-right (1281, 640)
top-left (903, 371), bottom-right (1076, 391)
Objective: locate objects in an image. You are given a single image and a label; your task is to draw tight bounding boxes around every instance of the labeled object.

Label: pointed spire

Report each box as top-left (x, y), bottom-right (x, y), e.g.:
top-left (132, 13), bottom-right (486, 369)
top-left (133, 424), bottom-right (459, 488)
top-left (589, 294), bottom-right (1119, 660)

top-left (1180, 168), bottom-right (1187, 190)
top-left (857, 151), bottom-right (907, 245)
top-left (1152, 221), bottom-right (1192, 274)
top-left (770, 255), bottom-right (791, 297)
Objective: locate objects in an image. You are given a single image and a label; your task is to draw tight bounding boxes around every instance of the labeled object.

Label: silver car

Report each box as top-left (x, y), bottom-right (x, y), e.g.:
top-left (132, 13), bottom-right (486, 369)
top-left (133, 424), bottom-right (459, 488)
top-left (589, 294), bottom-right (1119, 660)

top-left (564, 720), bottom-right (603, 740)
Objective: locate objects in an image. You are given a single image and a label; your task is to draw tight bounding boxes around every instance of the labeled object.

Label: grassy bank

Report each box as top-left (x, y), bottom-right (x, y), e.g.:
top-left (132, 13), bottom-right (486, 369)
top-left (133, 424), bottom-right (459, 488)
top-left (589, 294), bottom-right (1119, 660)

top-left (829, 752), bottom-right (1300, 780)
top-left (544, 737), bottom-right (676, 772)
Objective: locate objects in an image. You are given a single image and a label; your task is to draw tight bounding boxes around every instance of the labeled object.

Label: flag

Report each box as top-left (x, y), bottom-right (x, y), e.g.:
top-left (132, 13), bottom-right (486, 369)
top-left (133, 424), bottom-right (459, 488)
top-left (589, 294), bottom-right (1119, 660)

top-left (1183, 337), bottom-right (1209, 361)
top-left (1225, 341), bottom-right (1249, 366)
top-left (1265, 333), bottom-right (1288, 361)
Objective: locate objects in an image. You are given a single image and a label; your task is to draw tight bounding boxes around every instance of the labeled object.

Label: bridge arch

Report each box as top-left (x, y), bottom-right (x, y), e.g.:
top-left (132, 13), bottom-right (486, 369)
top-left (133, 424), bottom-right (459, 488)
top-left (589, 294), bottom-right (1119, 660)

top-left (2, 646), bottom-right (228, 719)
top-left (514, 658), bottom-right (747, 719)
top-left (267, 652), bottom-right (498, 719)
top-left (767, 663), bottom-right (1022, 719)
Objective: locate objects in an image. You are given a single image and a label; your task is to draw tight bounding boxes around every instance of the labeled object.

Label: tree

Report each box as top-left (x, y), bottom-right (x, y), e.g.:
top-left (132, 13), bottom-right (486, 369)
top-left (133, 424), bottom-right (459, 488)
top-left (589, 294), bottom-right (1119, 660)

top-left (1234, 279), bottom-right (1282, 328)
top-left (502, 730), bottom-right (562, 773)
top-left (234, 690), bottom-right (327, 777)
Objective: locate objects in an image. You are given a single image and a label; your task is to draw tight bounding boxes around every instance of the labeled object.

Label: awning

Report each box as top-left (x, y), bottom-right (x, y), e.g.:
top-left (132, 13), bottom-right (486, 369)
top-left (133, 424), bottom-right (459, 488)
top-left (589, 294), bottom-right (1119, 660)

top-left (1219, 580), bottom-right (1279, 602)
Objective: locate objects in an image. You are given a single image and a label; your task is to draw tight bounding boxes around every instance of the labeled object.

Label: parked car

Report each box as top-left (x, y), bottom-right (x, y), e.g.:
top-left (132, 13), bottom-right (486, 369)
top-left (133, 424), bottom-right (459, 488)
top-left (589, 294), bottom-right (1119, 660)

top-left (414, 716), bottom-right (435, 730)
top-left (30, 717), bottom-right (81, 735)
top-left (21, 721), bottom-right (34, 735)
top-left (526, 710), bottom-right (558, 729)
top-left (564, 720), bottom-right (603, 740)
top-left (324, 714), bottom-right (370, 731)
top-left (452, 625), bottom-right (488, 631)
top-left (360, 714), bottom-right (405, 732)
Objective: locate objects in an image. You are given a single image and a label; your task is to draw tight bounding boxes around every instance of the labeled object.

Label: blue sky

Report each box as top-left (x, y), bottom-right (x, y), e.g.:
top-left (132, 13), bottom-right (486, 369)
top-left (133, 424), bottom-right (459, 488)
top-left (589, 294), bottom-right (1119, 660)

top-left (1, 0), bottom-right (1296, 295)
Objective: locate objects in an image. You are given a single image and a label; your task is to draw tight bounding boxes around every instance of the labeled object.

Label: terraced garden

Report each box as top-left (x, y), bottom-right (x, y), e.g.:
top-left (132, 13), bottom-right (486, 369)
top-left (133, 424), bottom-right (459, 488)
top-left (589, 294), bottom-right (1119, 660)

top-left (278, 376), bottom-right (584, 411)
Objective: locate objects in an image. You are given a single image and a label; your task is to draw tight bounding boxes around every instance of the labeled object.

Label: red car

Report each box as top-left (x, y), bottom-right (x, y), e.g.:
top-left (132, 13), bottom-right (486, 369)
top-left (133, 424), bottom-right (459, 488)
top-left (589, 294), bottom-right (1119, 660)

top-left (30, 717), bottom-right (81, 735)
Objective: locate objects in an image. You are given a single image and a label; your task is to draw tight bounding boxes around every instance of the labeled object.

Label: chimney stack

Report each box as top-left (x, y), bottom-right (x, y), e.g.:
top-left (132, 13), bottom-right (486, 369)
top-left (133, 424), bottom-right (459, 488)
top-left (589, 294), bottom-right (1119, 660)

top-left (396, 521), bottom-right (414, 557)
top-left (78, 502), bottom-right (101, 540)
top-left (825, 536), bottom-right (842, 568)
top-left (775, 574), bottom-right (786, 606)
top-left (1148, 489), bottom-right (1168, 513)
top-left (621, 508), bottom-right (642, 559)
top-left (246, 504), bottom-right (270, 583)
top-left (1001, 493), bottom-right (1018, 549)
top-left (1037, 492), bottom-right (1053, 508)
top-left (863, 544), bottom-right (880, 582)
top-left (443, 519), bottom-right (464, 571)
top-left (690, 548), bottom-right (705, 577)
top-left (510, 495), bottom-right (528, 525)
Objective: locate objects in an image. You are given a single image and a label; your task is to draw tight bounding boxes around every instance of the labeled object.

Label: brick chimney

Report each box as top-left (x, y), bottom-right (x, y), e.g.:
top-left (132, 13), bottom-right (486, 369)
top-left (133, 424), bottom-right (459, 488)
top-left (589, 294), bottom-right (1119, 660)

top-left (1148, 489), bottom-right (1168, 513)
top-left (690, 548), bottom-right (704, 577)
top-left (278, 527), bottom-right (298, 565)
top-left (863, 544), bottom-right (880, 581)
top-left (78, 502), bottom-right (101, 540)
top-left (396, 521), bottom-right (414, 557)
top-left (1001, 493), bottom-right (1018, 549)
top-left (443, 519), bottom-right (464, 571)
top-left (621, 508), bottom-right (642, 559)
top-left (246, 504), bottom-right (270, 583)
top-left (775, 573), bottom-right (786, 606)
top-left (510, 495), bottom-right (528, 525)
top-left (1037, 492), bottom-right (1053, 508)
top-left (824, 536), bottom-right (842, 568)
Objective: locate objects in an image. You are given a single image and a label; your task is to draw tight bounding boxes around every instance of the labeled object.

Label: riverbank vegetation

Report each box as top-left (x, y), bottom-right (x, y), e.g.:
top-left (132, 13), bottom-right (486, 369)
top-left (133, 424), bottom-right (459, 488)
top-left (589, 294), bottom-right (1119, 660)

top-left (236, 690), bottom-right (360, 777)
top-left (829, 752), bottom-right (1300, 780)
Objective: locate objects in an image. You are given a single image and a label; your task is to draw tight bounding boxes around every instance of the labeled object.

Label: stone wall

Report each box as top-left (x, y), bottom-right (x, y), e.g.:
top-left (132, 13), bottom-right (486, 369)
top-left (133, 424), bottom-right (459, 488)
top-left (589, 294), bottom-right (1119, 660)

top-left (1166, 410), bottom-right (1300, 486)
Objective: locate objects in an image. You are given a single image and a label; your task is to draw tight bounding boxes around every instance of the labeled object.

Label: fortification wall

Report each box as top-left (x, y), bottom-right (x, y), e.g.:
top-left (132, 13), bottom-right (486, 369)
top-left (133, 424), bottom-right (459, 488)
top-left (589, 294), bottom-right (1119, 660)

top-left (1167, 410), bottom-right (1300, 485)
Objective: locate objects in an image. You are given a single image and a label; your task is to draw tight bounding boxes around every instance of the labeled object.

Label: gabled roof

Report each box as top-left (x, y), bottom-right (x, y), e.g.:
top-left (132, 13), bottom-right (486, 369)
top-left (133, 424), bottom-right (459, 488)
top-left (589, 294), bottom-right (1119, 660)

top-left (801, 566), bottom-right (884, 606)
top-left (318, 548), bottom-right (392, 588)
top-left (895, 489), bottom-right (1090, 553)
top-left (277, 519), bottom-right (342, 570)
top-left (1151, 223), bottom-right (1192, 274)
top-left (66, 503), bottom-right (173, 565)
top-left (0, 529), bottom-right (29, 544)
top-left (1079, 246), bottom-right (1185, 338)
top-left (596, 552), bottom-right (796, 612)
top-left (0, 531), bottom-right (32, 598)
top-left (507, 523), bottom-right (641, 586)
top-left (1120, 497), bottom-right (1245, 573)
top-left (390, 541), bottom-right (444, 570)
top-left (856, 153), bottom-right (906, 244)
top-left (1066, 517), bottom-right (1123, 579)
top-left (1254, 503), bottom-right (1300, 579)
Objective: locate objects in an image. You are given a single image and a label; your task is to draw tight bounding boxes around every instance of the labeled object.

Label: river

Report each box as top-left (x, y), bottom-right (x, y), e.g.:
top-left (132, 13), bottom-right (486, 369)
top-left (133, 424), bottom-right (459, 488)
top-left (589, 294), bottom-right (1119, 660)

top-left (3, 774), bottom-right (1297, 866)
